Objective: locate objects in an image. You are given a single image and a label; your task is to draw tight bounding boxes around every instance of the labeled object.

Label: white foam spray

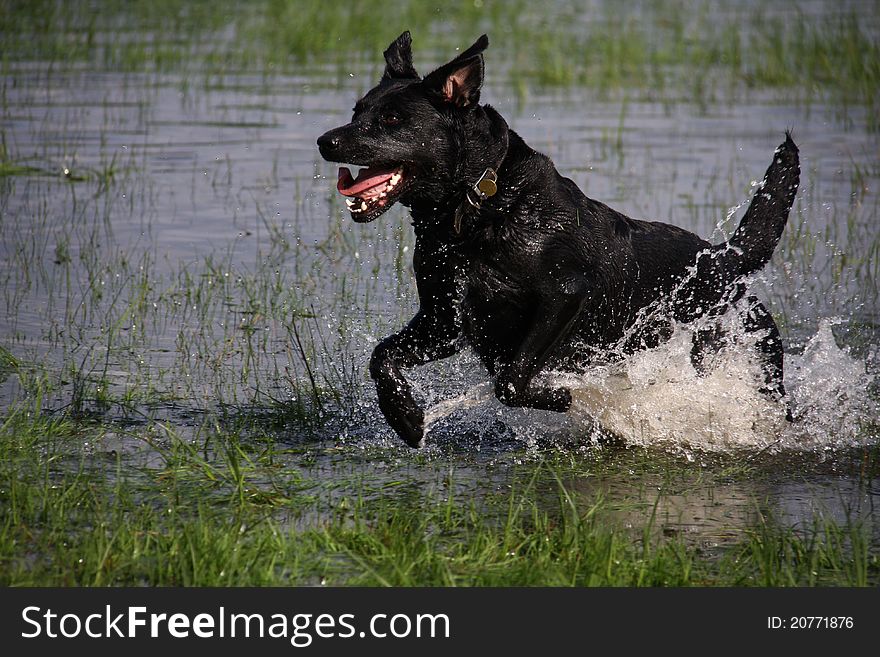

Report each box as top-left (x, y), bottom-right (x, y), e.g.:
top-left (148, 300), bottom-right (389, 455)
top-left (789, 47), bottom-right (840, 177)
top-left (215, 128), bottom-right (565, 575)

top-left (422, 318), bottom-right (877, 454)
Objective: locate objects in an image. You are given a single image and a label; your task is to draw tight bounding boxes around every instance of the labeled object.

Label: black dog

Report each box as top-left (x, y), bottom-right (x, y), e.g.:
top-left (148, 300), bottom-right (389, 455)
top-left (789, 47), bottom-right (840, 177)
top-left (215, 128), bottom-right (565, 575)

top-left (318, 32), bottom-right (799, 447)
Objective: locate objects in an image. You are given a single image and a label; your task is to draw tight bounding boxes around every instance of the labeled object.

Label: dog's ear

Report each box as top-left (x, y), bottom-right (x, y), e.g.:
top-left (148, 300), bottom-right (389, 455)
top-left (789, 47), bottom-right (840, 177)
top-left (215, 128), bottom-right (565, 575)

top-left (383, 31), bottom-right (419, 80)
top-left (422, 34), bottom-right (488, 108)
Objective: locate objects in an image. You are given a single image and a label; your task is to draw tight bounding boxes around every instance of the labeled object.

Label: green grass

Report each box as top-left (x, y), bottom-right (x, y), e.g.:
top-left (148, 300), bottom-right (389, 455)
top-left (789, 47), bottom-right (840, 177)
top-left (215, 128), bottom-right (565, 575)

top-left (0, 411), bottom-right (877, 586)
top-left (2, 0), bottom-right (878, 111)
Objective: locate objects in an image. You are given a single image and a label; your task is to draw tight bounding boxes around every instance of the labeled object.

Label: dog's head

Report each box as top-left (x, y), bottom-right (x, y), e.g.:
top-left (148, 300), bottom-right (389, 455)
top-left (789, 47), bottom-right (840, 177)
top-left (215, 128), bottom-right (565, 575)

top-left (317, 31), bottom-right (489, 222)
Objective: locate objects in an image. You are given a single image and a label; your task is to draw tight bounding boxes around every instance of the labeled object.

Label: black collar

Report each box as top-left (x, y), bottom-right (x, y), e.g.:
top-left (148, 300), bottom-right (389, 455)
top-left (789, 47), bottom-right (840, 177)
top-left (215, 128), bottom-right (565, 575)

top-left (453, 167), bottom-right (499, 234)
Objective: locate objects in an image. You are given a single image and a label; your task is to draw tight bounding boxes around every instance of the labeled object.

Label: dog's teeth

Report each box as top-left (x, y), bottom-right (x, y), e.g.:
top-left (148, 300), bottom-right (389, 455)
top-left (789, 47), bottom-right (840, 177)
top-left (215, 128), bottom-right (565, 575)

top-left (345, 198), bottom-right (355, 208)
top-left (389, 172), bottom-right (402, 187)
top-left (360, 201), bottom-right (368, 211)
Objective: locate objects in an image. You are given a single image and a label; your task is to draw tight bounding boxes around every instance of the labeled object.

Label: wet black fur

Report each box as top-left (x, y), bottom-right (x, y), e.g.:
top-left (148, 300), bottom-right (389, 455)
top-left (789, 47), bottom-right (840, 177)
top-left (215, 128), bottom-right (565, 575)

top-left (318, 32), bottom-right (800, 447)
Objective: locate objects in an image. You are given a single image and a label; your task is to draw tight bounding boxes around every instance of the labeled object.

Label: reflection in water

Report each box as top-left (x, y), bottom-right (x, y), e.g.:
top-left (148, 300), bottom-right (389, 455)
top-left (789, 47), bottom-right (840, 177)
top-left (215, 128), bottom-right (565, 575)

top-left (565, 469), bottom-right (878, 546)
top-left (567, 473), bottom-right (762, 545)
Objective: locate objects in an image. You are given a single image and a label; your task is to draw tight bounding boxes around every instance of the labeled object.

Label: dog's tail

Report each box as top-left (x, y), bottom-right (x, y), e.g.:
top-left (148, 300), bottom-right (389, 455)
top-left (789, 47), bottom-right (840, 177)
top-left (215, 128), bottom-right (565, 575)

top-left (675, 134), bottom-right (799, 319)
top-left (720, 132), bottom-right (800, 277)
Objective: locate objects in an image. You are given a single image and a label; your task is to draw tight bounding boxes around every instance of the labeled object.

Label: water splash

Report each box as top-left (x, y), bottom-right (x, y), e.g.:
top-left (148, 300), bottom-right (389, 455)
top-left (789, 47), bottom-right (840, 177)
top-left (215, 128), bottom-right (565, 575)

top-left (420, 318), bottom-right (877, 454)
top-left (564, 324), bottom-right (789, 452)
top-left (782, 319), bottom-right (878, 451)
top-left (423, 381), bottom-right (494, 429)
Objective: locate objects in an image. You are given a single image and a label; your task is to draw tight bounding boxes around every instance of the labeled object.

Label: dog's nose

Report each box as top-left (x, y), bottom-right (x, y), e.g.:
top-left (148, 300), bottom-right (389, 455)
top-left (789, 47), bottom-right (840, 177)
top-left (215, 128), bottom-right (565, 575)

top-left (317, 131), bottom-right (340, 155)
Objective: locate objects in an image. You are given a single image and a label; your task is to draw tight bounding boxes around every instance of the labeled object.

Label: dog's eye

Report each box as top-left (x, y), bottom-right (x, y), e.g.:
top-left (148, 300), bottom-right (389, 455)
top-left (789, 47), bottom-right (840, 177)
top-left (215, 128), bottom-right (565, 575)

top-left (380, 112), bottom-right (402, 126)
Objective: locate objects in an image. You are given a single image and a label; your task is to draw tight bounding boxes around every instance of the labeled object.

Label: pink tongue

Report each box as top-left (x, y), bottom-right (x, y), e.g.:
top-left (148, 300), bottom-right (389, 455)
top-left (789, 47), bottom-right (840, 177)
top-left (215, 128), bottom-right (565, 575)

top-left (337, 166), bottom-right (397, 197)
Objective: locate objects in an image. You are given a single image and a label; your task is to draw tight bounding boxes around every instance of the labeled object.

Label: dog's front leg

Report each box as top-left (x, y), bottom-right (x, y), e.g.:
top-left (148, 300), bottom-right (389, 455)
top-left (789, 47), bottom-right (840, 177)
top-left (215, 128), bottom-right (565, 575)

top-left (369, 310), bottom-right (459, 447)
top-left (494, 286), bottom-right (588, 412)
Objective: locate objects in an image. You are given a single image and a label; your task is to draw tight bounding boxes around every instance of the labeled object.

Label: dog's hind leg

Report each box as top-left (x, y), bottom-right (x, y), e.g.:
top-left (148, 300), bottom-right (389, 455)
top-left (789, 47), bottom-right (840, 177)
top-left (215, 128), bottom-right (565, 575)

top-left (689, 296), bottom-right (790, 419)
top-left (690, 317), bottom-right (727, 375)
top-left (741, 297), bottom-right (788, 407)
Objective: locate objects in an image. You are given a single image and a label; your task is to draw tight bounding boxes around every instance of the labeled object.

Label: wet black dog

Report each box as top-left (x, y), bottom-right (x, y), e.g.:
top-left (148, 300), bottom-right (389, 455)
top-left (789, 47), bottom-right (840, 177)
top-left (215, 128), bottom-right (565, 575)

top-left (318, 32), bottom-right (799, 447)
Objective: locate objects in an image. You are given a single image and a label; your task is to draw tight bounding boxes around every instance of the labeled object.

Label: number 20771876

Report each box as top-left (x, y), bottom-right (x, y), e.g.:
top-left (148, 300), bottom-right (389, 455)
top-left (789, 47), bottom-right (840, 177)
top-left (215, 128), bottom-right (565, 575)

top-left (767, 617), bottom-right (854, 630)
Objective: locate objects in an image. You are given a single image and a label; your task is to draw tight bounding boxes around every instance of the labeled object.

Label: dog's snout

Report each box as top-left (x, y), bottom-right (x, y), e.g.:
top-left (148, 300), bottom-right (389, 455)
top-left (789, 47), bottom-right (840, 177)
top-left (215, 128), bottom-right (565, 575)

top-left (317, 132), bottom-right (339, 149)
top-left (317, 130), bottom-right (341, 159)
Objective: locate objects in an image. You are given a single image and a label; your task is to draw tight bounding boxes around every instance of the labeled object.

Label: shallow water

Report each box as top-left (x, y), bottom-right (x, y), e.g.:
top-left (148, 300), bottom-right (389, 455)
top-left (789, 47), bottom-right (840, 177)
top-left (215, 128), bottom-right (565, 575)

top-left (1, 2), bottom-right (879, 546)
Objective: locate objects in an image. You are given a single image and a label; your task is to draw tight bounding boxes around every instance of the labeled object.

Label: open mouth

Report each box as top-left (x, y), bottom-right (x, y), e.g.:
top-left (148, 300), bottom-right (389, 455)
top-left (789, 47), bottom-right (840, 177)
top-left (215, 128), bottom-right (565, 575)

top-left (336, 164), bottom-right (410, 222)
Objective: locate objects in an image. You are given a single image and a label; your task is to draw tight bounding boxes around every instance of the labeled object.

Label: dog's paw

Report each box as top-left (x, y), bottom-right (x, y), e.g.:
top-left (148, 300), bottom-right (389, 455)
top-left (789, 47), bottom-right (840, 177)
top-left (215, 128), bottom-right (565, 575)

top-left (377, 388), bottom-right (425, 447)
top-left (390, 406), bottom-right (425, 448)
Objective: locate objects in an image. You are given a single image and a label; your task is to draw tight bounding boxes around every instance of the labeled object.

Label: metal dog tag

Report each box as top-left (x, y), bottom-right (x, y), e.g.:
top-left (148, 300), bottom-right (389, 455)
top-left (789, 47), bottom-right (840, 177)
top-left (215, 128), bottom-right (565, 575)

top-left (477, 169), bottom-right (498, 197)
